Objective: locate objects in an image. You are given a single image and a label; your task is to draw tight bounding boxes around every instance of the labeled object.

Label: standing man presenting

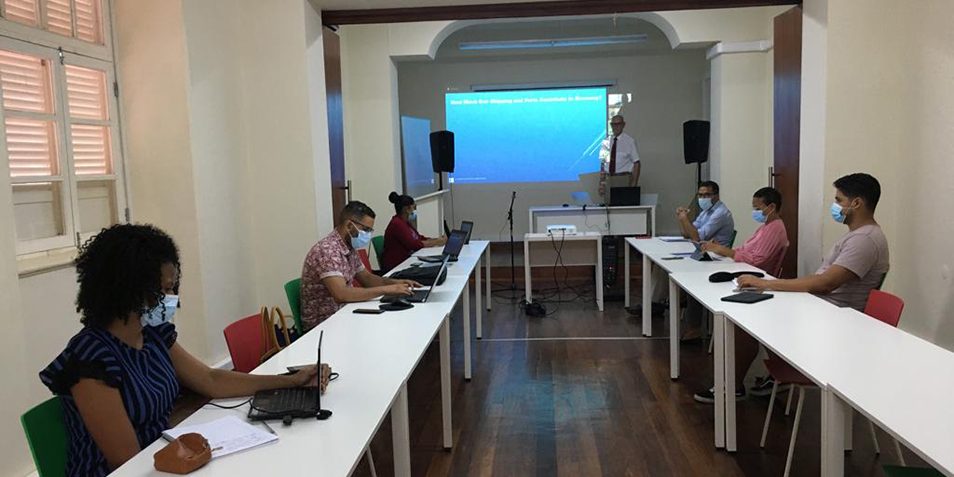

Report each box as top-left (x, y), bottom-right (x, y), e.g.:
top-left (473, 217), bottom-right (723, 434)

top-left (599, 115), bottom-right (640, 199)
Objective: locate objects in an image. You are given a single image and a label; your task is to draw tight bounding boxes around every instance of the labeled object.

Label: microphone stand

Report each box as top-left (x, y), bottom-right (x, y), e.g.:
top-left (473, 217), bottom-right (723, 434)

top-left (507, 191), bottom-right (517, 291)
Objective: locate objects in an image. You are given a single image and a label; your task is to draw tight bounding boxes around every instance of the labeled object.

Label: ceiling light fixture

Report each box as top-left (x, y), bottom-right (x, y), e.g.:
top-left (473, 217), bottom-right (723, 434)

top-left (458, 34), bottom-right (648, 51)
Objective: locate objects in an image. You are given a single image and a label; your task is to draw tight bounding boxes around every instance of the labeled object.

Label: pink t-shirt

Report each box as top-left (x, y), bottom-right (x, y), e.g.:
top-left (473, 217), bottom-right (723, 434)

top-left (733, 219), bottom-right (790, 276)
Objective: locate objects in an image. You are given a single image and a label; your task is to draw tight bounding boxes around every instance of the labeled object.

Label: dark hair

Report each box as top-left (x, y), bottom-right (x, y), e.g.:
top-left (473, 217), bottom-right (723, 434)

top-left (699, 180), bottom-right (720, 195)
top-left (834, 173), bottom-right (881, 210)
top-left (388, 191), bottom-right (414, 214)
top-left (75, 224), bottom-right (180, 328)
top-left (339, 201), bottom-right (376, 224)
top-left (753, 187), bottom-right (782, 211)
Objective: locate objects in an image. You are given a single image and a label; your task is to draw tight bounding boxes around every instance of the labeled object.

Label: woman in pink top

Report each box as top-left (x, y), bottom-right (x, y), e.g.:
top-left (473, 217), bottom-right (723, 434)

top-left (701, 187), bottom-right (789, 275)
top-left (693, 187), bottom-right (790, 404)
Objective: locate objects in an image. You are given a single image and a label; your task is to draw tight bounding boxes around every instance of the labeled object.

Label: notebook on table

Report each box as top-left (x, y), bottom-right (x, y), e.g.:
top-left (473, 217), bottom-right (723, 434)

top-left (162, 415), bottom-right (277, 459)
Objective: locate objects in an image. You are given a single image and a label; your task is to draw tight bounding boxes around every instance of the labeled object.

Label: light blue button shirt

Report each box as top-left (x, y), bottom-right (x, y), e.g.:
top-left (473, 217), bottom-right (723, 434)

top-left (693, 200), bottom-right (735, 246)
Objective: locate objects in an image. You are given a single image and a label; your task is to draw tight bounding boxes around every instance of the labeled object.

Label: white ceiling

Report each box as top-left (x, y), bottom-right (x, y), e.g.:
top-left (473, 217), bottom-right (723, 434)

top-left (314, 0), bottom-right (555, 10)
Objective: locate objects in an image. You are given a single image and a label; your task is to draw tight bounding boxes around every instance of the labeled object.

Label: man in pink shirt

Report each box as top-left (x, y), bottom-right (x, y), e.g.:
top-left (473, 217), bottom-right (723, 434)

top-left (694, 187), bottom-right (790, 403)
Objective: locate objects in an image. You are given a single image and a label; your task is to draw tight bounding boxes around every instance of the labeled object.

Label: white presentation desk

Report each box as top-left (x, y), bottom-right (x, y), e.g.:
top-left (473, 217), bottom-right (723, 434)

top-left (523, 231), bottom-right (603, 311)
top-left (112, 243), bottom-right (487, 477)
top-left (529, 205), bottom-right (655, 236)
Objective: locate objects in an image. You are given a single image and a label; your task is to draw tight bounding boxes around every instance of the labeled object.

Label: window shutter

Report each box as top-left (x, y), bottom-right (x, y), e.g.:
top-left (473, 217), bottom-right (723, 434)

top-left (65, 64), bottom-right (106, 120)
top-left (0, 50), bottom-right (57, 178)
top-left (3, 0), bottom-right (39, 26)
top-left (70, 124), bottom-right (109, 175)
top-left (44, 0), bottom-right (73, 37)
top-left (0, 50), bottom-right (53, 113)
top-left (73, 0), bottom-right (102, 44)
top-left (4, 117), bottom-right (57, 177)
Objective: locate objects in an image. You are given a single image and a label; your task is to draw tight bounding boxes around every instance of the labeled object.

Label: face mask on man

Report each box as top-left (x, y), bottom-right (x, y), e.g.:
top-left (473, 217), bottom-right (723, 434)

top-left (752, 209), bottom-right (767, 223)
top-left (830, 202), bottom-right (847, 224)
top-left (698, 197), bottom-right (713, 211)
top-left (350, 223), bottom-right (372, 249)
top-left (141, 295), bottom-right (179, 327)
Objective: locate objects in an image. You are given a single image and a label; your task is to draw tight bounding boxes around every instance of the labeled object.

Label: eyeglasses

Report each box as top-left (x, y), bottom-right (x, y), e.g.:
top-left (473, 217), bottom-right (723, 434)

top-left (350, 220), bottom-right (374, 234)
top-left (697, 192), bottom-right (715, 198)
top-left (610, 122), bottom-right (624, 126)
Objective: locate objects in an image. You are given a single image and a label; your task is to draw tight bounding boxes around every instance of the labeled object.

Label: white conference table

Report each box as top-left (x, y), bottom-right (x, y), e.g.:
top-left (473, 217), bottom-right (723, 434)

top-left (112, 243), bottom-right (487, 477)
top-left (624, 237), bottom-right (755, 336)
top-left (412, 240), bottom-right (489, 380)
top-left (672, 269), bottom-right (954, 477)
top-left (819, 308), bottom-right (954, 477)
top-left (523, 231), bottom-right (603, 311)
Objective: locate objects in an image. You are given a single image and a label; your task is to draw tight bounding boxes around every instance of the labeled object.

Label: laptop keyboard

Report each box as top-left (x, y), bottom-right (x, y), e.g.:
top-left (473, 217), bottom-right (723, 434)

top-left (260, 388), bottom-right (314, 413)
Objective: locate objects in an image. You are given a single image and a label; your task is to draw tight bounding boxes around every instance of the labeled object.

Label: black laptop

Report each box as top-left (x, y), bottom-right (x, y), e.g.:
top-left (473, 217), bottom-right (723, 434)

top-left (609, 186), bottom-right (641, 206)
top-left (382, 256), bottom-right (450, 304)
top-left (444, 220), bottom-right (474, 244)
top-left (249, 331), bottom-right (328, 421)
top-left (419, 229), bottom-right (466, 263)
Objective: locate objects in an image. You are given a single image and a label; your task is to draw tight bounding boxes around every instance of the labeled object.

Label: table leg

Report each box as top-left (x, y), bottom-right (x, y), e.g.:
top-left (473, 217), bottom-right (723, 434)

top-left (821, 387), bottom-right (847, 477)
top-left (440, 315), bottom-right (452, 449)
top-left (392, 383), bottom-right (411, 477)
top-left (524, 240), bottom-right (532, 304)
top-left (485, 248), bottom-right (491, 311)
top-left (624, 244), bottom-right (631, 308)
top-left (725, 316), bottom-right (737, 452)
top-left (596, 238), bottom-right (604, 311)
top-left (669, 279), bottom-right (680, 380)
top-left (642, 254), bottom-right (652, 336)
top-left (464, 281), bottom-right (472, 381)
top-left (476, 256), bottom-right (483, 339)
top-left (714, 311), bottom-right (726, 449)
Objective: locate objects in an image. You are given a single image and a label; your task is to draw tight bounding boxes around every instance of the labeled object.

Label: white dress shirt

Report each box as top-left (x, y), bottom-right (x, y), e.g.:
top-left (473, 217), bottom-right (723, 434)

top-left (600, 131), bottom-right (640, 175)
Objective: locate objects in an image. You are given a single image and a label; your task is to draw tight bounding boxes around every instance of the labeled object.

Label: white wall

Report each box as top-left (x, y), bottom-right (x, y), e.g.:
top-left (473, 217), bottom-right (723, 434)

top-left (709, 48), bottom-right (773, 242)
top-left (809, 0), bottom-right (954, 350)
top-left (397, 50), bottom-right (707, 238)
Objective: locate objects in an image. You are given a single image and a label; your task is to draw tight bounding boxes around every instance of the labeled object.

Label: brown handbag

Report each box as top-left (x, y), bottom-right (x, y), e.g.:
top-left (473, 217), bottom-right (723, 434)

top-left (153, 433), bottom-right (212, 474)
top-left (260, 306), bottom-right (294, 363)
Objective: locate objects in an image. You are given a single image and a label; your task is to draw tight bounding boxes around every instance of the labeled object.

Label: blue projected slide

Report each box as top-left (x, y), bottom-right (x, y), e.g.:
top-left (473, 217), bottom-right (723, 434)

top-left (445, 88), bottom-right (607, 184)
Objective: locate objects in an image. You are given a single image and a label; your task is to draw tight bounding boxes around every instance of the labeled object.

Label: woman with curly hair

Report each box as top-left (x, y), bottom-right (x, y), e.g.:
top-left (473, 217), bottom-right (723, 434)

top-left (39, 224), bottom-right (325, 476)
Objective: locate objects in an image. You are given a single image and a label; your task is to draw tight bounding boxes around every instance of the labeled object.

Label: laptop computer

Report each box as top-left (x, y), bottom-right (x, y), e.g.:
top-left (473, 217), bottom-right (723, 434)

top-left (459, 220), bottom-right (474, 244)
top-left (382, 256), bottom-right (450, 304)
top-left (418, 229), bottom-right (466, 263)
top-left (248, 330), bottom-right (331, 421)
top-left (609, 186), bottom-right (641, 206)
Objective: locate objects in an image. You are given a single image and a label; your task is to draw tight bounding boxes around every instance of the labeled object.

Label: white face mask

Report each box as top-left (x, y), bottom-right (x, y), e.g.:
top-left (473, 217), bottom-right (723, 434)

top-left (698, 197), bottom-right (713, 211)
top-left (141, 295), bottom-right (179, 327)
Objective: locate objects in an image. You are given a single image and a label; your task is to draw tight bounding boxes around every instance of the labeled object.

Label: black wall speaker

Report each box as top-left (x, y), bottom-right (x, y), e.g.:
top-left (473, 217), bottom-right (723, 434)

top-left (683, 120), bottom-right (710, 164)
top-left (430, 130), bottom-right (455, 173)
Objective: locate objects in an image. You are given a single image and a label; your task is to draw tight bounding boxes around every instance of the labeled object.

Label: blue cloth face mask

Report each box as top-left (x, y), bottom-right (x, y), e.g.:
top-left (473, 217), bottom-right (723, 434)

top-left (698, 197), bottom-right (713, 211)
top-left (752, 209), bottom-right (767, 223)
top-left (351, 227), bottom-right (372, 249)
top-left (830, 202), bottom-right (846, 223)
top-left (409, 211), bottom-right (417, 222)
top-left (141, 295), bottom-right (179, 327)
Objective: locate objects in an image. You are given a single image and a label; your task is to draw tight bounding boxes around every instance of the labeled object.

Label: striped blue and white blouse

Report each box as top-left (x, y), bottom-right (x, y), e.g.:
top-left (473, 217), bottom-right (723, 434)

top-left (39, 323), bottom-right (180, 477)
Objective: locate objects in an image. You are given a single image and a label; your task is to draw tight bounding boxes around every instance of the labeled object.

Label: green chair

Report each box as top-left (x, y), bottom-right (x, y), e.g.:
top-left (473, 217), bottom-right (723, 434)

top-left (370, 235), bottom-right (385, 266)
top-left (729, 229), bottom-right (738, 248)
top-left (882, 466), bottom-right (943, 477)
top-left (283, 278), bottom-right (303, 334)
top-left (21, 396), bottom-right (67, 477)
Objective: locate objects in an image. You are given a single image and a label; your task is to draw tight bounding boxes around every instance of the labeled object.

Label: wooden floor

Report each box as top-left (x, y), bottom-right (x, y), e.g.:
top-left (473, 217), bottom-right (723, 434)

top-left (172, 277), bottom-right (928, 476)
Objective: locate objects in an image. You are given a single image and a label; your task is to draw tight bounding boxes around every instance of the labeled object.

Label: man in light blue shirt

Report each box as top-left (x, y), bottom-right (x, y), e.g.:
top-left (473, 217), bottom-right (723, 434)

top-left (677, 181), bottom-right (735, 246)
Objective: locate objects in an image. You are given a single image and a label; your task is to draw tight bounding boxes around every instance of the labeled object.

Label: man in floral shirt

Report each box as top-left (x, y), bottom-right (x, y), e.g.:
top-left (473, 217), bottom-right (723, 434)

top-left (300, 201), bottom-right (419, 330)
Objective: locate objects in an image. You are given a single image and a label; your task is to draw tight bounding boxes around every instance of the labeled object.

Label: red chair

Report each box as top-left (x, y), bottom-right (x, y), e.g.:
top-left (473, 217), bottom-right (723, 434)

top-left (759, 289), bottom-right (905, 476)
top-left (223, 314), bottom-right (266, 373)
top-left (354, 249), bottom-right (373, 287)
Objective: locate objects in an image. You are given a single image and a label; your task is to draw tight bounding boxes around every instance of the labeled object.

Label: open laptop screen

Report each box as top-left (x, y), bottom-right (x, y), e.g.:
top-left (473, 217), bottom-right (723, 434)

top-left (443, 230), bottom-right (467, 257)
top-left (460, 221), bottom-right (474, 244)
